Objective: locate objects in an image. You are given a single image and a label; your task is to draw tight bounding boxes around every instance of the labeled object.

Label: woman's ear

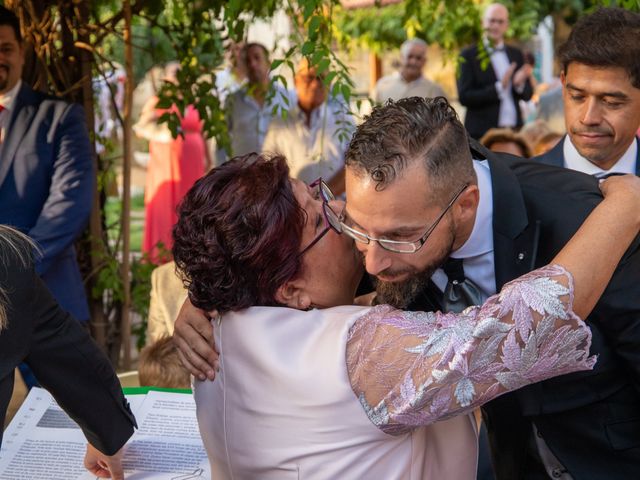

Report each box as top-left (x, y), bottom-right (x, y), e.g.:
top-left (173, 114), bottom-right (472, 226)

top-left (275, 278), bottom-right (312, 310)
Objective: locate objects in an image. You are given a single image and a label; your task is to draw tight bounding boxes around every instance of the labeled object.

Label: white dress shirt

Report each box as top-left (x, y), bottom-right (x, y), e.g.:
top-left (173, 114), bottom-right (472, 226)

top-left (262, 99), bottom-right (355, 184)
top-left (488, 42), bottom-right (518, 129)
top-left (374, 71), bottom-right (447, 103)
top-left (431, 160), bottom-right (495, 299)
top-left (226, 83), bottom-right (293, 157)
top-left (0, 79), bottom-right (21, 144)
top-left (563, 136), bottom-right (637, 175)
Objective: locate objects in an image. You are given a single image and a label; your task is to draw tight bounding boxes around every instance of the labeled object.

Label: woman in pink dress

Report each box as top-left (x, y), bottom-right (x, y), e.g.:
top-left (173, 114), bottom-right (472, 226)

top-left (136, 64), bottom-right (210, 262)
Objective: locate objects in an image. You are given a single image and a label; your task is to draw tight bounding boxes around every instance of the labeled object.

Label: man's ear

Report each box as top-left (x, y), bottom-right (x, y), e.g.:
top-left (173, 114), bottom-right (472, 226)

top-left (456, 184), bottom-right (480, 220)
top-left (275, 278), bottom-right (311, 310)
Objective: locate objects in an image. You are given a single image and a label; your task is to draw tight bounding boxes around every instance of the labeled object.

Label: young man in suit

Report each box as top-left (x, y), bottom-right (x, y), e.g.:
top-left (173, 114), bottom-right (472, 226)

top-left (0, 6), bottom-right (93, 327)
top-left (175, 96), bottom-right (640, 479)
top-left (457, 3), bottom-right (533, 140)
top-left (535, 8), bottom-right (640, 177)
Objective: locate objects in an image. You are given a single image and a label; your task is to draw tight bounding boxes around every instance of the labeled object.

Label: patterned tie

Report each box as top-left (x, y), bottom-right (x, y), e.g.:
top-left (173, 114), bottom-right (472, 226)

top-left (441, 258), bottom-right (485, 313)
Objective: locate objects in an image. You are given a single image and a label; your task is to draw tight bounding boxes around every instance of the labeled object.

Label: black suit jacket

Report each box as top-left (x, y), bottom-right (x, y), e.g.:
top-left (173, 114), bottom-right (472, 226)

top-left (534, 135), bottom-right (640, 175)
top-left (473, 142), bottom-right (640, 479)
top-left (0, 235), bottom-right (136, 455)
top-left (457, 44), bottom-right (533, 140)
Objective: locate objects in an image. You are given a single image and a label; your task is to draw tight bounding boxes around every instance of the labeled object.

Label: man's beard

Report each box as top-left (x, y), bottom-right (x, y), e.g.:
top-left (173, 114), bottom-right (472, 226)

top-left (373, 224), bottom-right (456, 309)
top-left (374, 268), bottom-right (435, 309)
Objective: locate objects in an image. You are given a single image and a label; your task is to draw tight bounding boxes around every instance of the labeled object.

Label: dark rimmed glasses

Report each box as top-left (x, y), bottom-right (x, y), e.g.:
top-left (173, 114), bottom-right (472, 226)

top-left (340, 183), bottom-right (469, 254)
top-left (298, 178), bottom-right (342, 257)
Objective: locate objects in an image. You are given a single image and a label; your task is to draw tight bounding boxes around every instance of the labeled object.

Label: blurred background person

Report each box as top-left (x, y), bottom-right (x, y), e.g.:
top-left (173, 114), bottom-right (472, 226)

top-left (223, 42), bottom-right (292, 159)
top-left (532, 130), bottom-right (563, 157)
top-left (373, 38), bottom-right (446, 103)
top-left (134, 61), bottom-right (210, 262)
top-left (214, 40), bottom-right (247, 106)
top-left (262, 58), bottom-right (354, 196)
top-left (480, 127), bottom-right (533, 157)
top-left (457, 3), bottom-right (534, 139)
top-left (138, 336), bottom-right (190, 389)
top-left (147, 260), bottom-right (187, 343)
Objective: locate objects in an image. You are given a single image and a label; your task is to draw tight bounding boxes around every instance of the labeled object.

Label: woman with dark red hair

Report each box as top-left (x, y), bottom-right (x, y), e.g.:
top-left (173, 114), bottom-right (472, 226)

top-left (172, 153), bottom-right (640, 479)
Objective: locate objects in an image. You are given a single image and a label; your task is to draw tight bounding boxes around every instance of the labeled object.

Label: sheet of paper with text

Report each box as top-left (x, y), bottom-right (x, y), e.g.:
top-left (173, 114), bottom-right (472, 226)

top-left (0, 387), bottom-right (210, 479)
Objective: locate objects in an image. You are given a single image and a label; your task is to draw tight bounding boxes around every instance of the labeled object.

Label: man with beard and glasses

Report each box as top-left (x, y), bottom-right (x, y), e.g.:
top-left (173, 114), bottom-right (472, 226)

top-left (173, 95), bottom-right (640, 479)
top-left (534, 8), bottom-right (640, 177)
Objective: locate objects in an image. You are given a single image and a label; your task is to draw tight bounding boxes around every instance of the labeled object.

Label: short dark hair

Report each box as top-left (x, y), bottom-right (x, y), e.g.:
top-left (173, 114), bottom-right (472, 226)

top-left (172, 153), bottom-right (305, 313)
top-left (0, 6), bottom-right (21, 43)
top-left (344, 96), bottom-right (475, 202)
top-left (243, 42), bottom-right (269, 63)
top-left (558, 7), bottom-right (640, 89)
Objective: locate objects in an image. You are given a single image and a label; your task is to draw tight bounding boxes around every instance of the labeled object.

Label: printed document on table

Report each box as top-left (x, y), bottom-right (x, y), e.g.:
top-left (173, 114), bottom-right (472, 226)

top-left (0, 387), bottom-right (210, 479)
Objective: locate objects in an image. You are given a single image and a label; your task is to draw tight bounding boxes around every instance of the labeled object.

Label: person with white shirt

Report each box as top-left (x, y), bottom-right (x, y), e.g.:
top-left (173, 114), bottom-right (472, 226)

top-left (223, 42), bottom-right (292, 159)
top-left (373, 38), bottom-right (447, 104)
top-left (535, 8), bottom-right (640, 177)
top-left (457, 3), bottom-right (533, 140)
top-left (262, 58), bottom-right (354, 196)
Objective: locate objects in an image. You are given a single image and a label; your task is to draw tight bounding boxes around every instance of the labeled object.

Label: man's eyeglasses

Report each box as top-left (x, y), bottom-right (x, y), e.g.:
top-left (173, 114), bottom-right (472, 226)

top-left (340, 183), bottom-right (469, 254)
top-left (298, 178), bottom-right (342, 257)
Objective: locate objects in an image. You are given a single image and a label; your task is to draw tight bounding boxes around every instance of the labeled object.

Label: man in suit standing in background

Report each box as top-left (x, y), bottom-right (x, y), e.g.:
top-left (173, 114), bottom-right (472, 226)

top-left (457, 3), bottom-right (533, 140)
top-left (0, 6), bottom-right (93, 332)
top-left (535, 8), bottom-right (640, 177)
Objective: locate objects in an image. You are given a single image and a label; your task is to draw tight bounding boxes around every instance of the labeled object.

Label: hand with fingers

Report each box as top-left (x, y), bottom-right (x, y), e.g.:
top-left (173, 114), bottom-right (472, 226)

top-left (173, 298), bottom-right (219, 381)
top-left (84, 444), bottom-right (125, 479)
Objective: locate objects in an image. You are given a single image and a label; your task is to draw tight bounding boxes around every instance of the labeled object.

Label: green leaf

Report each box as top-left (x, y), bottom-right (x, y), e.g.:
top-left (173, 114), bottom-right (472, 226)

top-left (271, 59), bottom-right (284, 70)
top-left (301, 41), bottom-right (315, 56)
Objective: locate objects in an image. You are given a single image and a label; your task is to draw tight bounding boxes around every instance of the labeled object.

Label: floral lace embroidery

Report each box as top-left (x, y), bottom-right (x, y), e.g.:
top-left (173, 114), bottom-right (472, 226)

top-left (346, 264), bottom-right (596, 435)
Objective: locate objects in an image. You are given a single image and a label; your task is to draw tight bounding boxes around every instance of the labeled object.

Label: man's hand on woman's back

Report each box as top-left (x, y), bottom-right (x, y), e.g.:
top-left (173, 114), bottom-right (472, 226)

top-left (173, 298), bottom-right (219, 381)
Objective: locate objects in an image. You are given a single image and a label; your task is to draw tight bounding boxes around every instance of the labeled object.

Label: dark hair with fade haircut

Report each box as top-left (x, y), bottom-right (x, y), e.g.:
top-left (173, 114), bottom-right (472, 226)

top-left (0, 5), bottom-right (21, 43)
top-left (558, 7), bottom-right (640, 89)
top-left (172, 153), bottom-right (305, 313)
top-left (345, 96), bottom-right (475, 202)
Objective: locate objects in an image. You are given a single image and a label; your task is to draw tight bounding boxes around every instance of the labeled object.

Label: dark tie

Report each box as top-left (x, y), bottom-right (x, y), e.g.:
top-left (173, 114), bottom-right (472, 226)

top-left (442, 258), bottom-right (485, 313)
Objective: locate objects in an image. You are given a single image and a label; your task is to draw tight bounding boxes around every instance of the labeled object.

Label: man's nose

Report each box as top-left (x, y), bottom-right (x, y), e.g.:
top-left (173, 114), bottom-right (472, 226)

top-left (359, 241), bottom-right (392, 276)
top-left (581, 97), bottom-right (603, 125)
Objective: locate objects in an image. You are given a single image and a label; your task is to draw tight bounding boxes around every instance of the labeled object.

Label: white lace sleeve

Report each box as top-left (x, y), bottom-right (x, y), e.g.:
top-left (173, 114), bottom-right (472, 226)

top-left (346, 264), bottom-right (596, 435)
